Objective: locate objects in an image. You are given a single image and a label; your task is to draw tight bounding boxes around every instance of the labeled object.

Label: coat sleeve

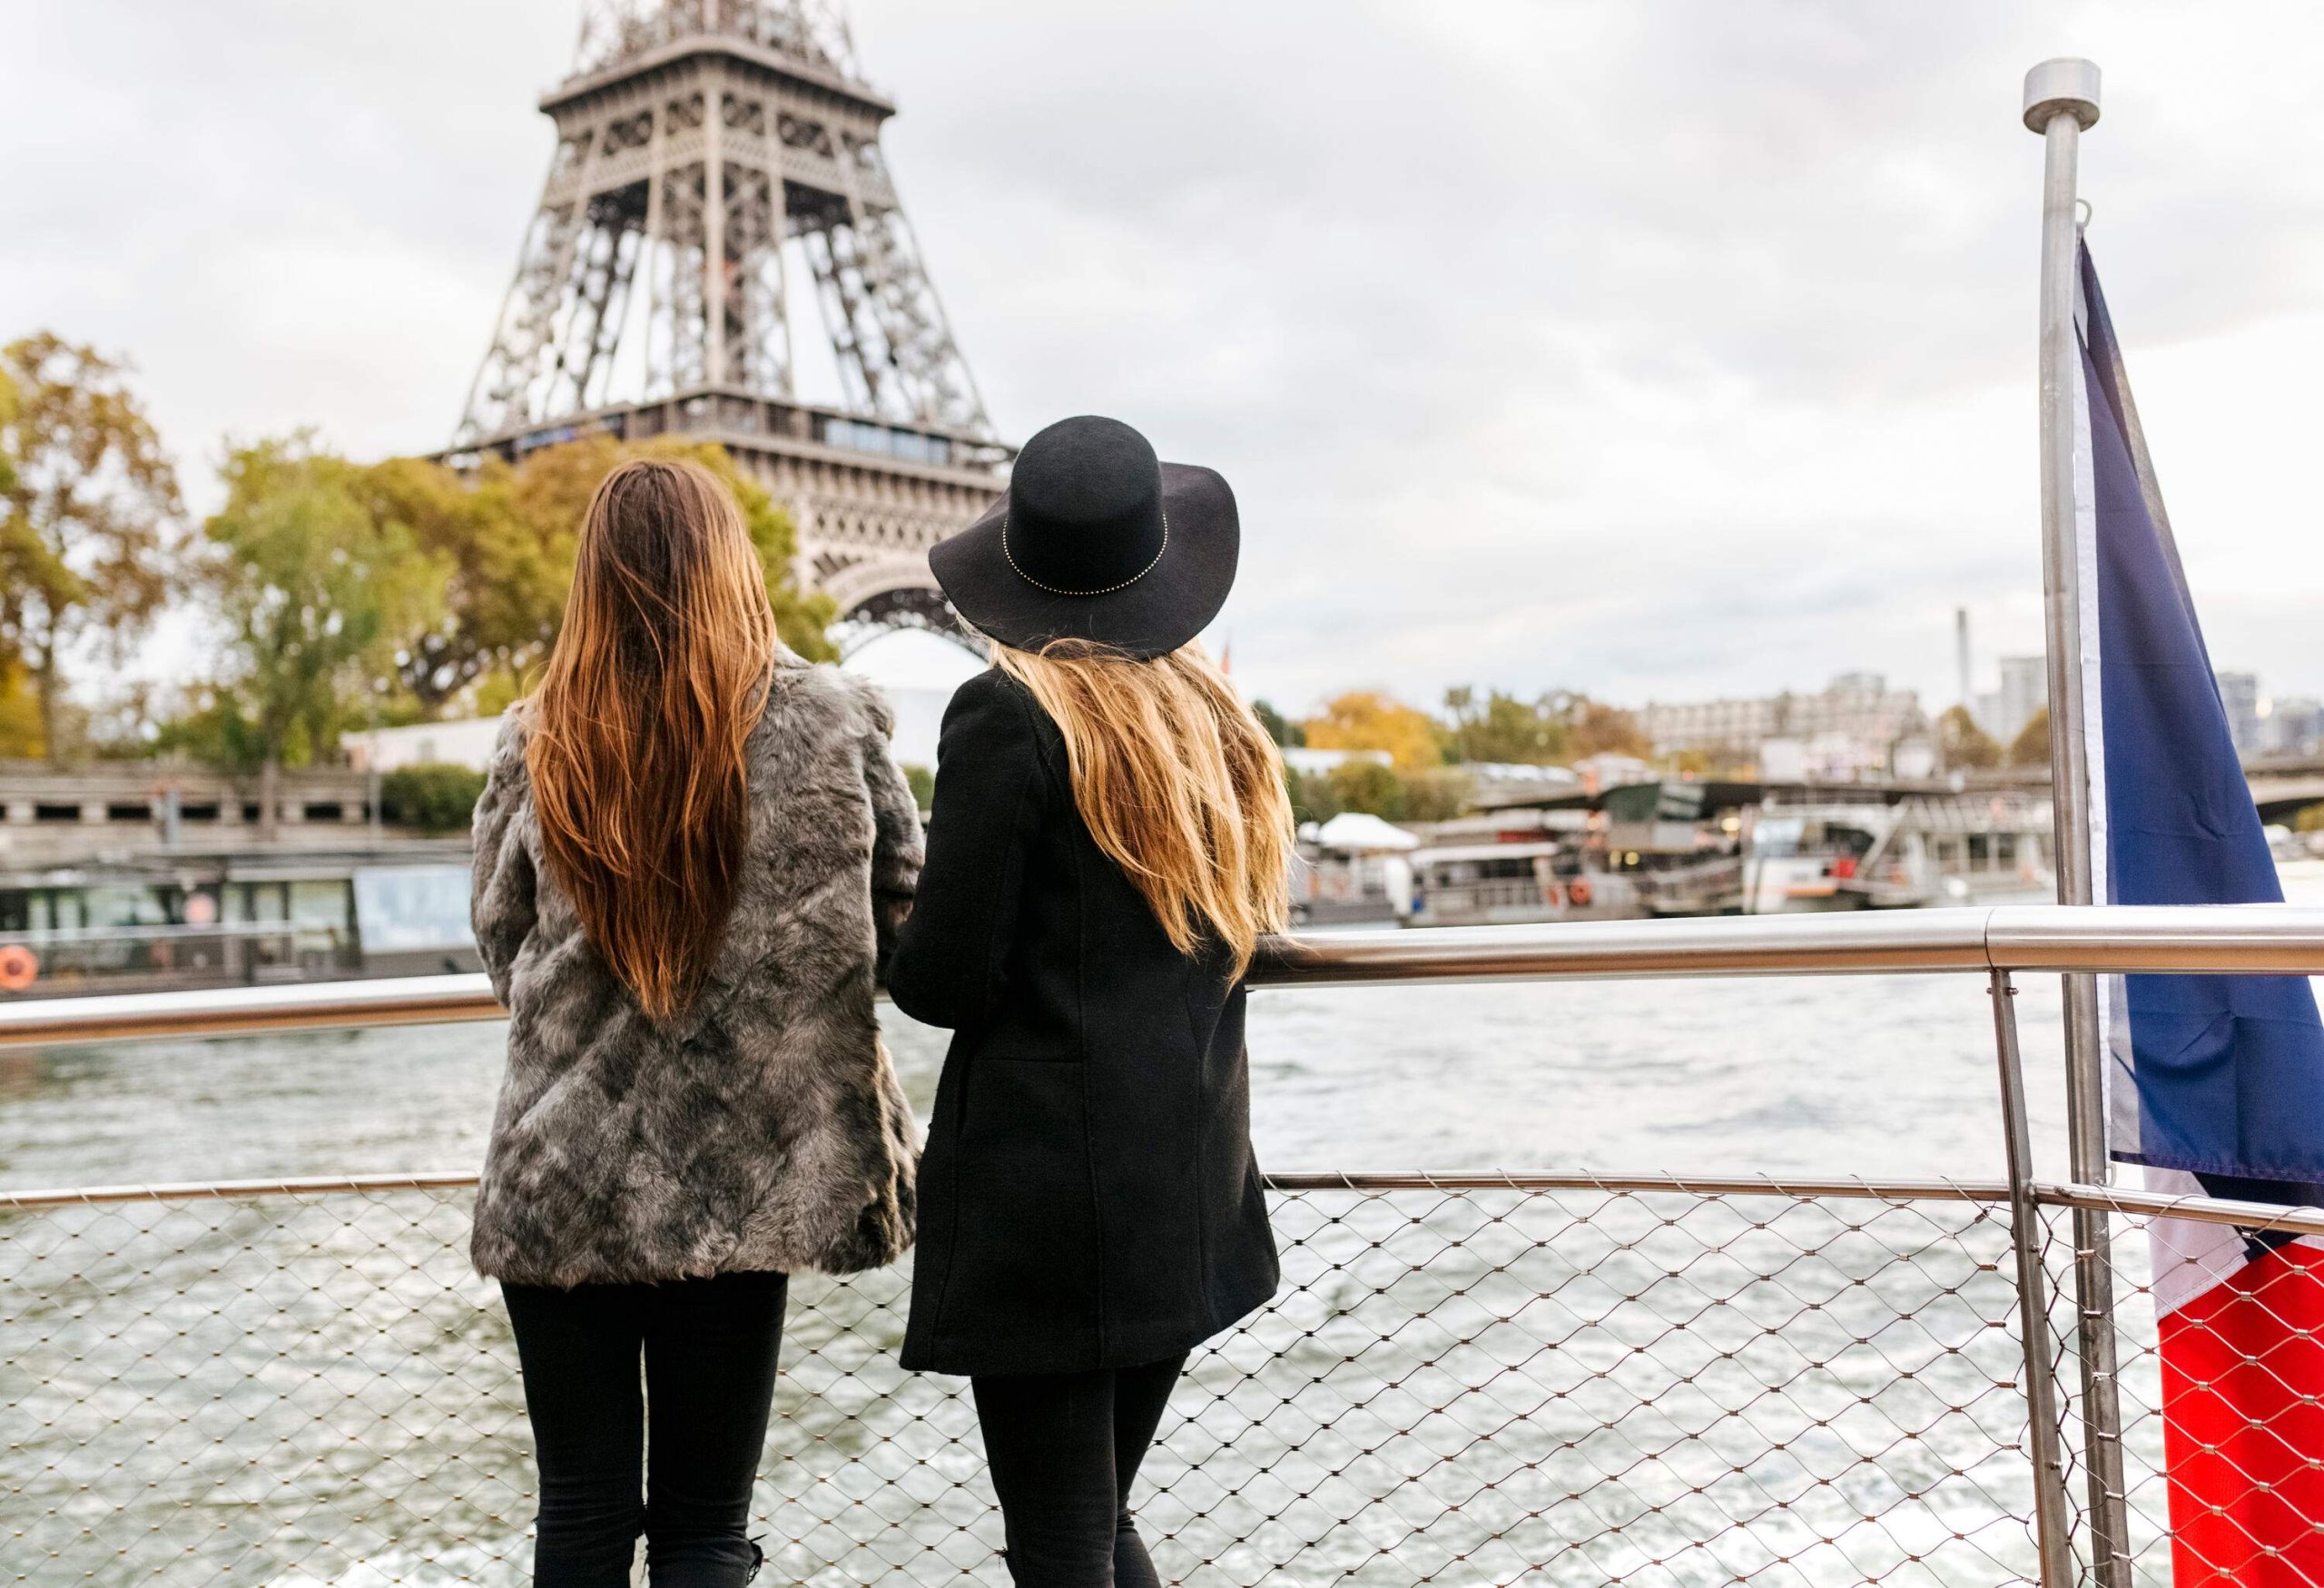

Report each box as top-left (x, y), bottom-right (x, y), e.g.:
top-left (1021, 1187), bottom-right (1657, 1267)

top-left (886, 671), bottom-right (1046, 1030)
top-left (469, 713), bottom-right (538, 1006)
top-left (851, 679), bottom-right (925, 986)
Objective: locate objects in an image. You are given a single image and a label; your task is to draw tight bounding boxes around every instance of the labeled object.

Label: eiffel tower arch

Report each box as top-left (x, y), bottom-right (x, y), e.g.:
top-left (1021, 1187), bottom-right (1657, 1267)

top-left (447, 0), bottom-right (1007, 652)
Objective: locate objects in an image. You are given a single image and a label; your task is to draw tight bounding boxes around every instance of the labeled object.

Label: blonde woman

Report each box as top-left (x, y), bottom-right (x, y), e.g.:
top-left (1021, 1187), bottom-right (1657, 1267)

top-left (468, 458), bottom-right (922, 1585)
top-left (891, 416), bottom-right (1292, 1588)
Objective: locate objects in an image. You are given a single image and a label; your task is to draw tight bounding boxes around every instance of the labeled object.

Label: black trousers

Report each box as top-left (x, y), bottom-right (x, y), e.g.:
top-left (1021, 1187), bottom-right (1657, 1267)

top-left (502, 1270), bottom-right (788, 1588)
top-left (970, 1355), bottom-right (1190, 1588)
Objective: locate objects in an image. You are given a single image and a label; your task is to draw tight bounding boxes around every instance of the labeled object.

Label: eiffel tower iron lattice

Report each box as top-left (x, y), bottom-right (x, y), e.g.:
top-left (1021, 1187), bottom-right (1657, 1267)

top-left (450, 0), bottom-right (1008, 651)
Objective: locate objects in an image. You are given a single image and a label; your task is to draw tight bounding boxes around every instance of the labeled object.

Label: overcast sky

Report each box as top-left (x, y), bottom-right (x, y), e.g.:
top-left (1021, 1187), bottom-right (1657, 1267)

top-left (9, 1), bottom-right (2324, 716)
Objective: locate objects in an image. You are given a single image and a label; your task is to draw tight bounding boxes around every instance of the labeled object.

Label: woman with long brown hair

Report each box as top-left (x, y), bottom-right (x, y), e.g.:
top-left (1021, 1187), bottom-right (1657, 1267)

top-left (468, 457), bottom-right (922, 1586)
top-left (890, 416), bottom-right (1294, 1587)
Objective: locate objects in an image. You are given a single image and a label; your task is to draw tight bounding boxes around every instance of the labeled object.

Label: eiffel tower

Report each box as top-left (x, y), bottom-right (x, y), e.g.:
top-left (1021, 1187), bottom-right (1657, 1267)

top-left (449, 0), bottom-right (1008, 651)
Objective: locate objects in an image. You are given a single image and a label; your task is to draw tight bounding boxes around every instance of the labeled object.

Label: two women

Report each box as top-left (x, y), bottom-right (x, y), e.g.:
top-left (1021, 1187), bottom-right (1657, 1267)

top-left (473, 419), bottom-right (1291, 1587)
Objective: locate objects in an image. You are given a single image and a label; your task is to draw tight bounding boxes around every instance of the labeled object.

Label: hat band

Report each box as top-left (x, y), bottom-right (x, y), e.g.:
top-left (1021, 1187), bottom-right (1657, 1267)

top-left (1000, 510), bottom-right (1169, 597)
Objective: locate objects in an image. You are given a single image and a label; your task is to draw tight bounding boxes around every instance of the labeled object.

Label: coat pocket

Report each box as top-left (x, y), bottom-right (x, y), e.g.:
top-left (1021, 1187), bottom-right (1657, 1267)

top-left (940, 1057), bottom-right (1102, 1347)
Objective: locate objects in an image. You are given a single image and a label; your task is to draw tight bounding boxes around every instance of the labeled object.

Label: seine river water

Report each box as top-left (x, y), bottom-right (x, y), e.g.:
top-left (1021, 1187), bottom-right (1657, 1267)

top-left (7, 864), bottom-right (2320, 1586)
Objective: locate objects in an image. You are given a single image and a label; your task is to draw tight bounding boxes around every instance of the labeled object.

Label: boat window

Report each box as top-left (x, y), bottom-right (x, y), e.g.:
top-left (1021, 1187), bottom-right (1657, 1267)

top-left (81, 886), bottom-right (167, 928)
top-left (353, 864), bottom-right (476, 952)
top-left (34, 803), bottom-right (80, 823)
top-left (1968, 834), bottom-right (1991, 867)
top-left (302, 803), bottom-right (345, 823)
top-left (1995, 834), bottom-right (2018, 865)
top-left (1752, 818), bottom-right (1805, 858)
top-left (106, 803), bottom-right (151, 823)
top-left (290, 882), bottom-right (353, 932)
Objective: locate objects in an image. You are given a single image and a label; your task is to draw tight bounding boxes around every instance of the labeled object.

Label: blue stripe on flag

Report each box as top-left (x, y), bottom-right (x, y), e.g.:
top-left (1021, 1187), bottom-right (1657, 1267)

top-left (2080, 246), bottom-right (2324, 1191)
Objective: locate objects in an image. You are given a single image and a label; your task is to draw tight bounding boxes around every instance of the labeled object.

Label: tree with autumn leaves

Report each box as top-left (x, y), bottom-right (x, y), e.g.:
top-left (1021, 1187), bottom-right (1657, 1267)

top-left (0, 334), bottom-right (186, 758)
top-left (0, 329), bottom-right (834, 770)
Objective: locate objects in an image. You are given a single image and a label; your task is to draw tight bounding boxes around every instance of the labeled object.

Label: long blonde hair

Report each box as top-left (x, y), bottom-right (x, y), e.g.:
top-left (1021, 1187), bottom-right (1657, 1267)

top-left (527, 458), bottom-right (777, 1019)
top-left (993, 638), bottom-right (1294, 973)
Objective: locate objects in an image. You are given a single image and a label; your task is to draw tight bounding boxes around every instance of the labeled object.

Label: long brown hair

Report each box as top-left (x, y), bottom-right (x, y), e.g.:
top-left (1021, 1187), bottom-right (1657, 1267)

top-left (527, 458), bottom-right (777, 1018)
top-left (992, 638), bottom-right (1294, 973)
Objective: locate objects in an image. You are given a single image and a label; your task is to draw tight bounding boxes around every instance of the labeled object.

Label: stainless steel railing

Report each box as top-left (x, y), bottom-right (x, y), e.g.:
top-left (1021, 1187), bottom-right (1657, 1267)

top-left (9, 902), bottom-right (2324, 1587)
top-left (5, 902), bottom-right (2323, 1049)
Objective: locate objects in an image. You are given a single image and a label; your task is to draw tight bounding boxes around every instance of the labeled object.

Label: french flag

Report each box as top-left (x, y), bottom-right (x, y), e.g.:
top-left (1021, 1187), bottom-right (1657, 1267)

top-left (2074, 242), bottom-right (2324, 1585)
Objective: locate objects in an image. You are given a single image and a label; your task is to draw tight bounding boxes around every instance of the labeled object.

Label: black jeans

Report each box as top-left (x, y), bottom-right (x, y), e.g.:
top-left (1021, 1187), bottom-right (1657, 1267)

top-left (970, 1355), bottom-right (1190, 1588)
top-left (502, 1270), bottom-right (788, 1587)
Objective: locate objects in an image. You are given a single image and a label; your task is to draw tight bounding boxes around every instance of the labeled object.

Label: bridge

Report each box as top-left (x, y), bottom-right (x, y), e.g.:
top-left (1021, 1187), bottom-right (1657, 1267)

top-left (2246, 755), bottom-right (2324, 824)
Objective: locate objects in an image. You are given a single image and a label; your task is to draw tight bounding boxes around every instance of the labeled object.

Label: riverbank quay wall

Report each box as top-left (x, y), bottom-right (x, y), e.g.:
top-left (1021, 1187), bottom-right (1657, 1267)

top-left (0, 760), bottom-right (415, 871)
top-left (8, 903), bottom-right (2324, 1585)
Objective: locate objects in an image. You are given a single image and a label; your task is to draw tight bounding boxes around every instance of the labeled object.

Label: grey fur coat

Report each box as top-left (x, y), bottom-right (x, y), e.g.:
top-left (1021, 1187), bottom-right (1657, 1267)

top-left (468, 659), bottom-right (924, 1287)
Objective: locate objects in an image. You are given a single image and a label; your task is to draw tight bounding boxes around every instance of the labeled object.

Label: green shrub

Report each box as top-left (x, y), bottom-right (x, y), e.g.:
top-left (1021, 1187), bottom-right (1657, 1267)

top-left (1325, 759), bottom-right (1406, 821)
top-left (901, 763), bottom-right (936, 814)
top-left (380, 763), bottom-right (488, 833)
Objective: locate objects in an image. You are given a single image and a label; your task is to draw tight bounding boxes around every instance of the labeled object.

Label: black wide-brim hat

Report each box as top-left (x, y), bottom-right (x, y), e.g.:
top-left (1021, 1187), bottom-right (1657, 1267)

top-left (930, 414), bottom-right (1237, 661)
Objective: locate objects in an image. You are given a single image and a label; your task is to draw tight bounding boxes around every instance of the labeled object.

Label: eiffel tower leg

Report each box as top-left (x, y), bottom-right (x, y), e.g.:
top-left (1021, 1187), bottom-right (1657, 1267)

top-left (859, 204), bottom-right (987, 429)
top-left (704, 84), bottom-right (727, 387)
top-left (458, 197), bottom-right (588, 442)
top-left (799, 217), bottom-right (884, 418)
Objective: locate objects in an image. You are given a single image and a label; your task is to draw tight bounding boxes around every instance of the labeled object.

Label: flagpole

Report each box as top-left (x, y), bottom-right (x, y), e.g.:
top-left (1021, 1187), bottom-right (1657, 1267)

top-left (2024, 55), bottom-right (2132, 1588)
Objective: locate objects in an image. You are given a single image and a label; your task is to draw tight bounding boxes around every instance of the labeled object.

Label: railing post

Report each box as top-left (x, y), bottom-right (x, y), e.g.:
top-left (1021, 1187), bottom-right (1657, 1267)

top-left (2024, 56), bottom-right (2133, 1587)
top-left (1992, 970), bottom-right (2078, 1588)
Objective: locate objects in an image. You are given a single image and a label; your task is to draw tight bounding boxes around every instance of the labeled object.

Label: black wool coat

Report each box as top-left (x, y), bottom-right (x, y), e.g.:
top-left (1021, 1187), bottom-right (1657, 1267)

top-left (890, 667), bottom-right (1280, 1376)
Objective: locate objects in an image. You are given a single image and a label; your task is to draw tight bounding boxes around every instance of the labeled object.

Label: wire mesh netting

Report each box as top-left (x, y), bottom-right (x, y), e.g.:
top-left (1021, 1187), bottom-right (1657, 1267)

top-left (4, 1178), bottom-right (2043, 1587)
top-left (2042, 1201), bottom-right (2324, 1588)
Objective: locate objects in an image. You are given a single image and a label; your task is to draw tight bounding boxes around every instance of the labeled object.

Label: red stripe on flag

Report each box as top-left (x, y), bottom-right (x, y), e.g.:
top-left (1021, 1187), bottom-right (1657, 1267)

top-left (2160, 1239), bottom-right (2324, 1587)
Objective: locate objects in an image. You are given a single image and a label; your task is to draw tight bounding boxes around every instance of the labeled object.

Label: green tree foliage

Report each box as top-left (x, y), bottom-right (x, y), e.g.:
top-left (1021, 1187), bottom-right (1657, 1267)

top-left (204, 436), bottom-right (448, 789)
top-left (352, 455), bottom-right (557, 717)
top-left (1251, 698), bottom-right (1305, 748)
top-left (379, 763), bottom-right (489, 833)
top-left (1936, 705), bottom-right (2003, 771)
top-left (901, 763), bottom-right (936, 813)
top-left (2295, 803), bottom-right (2324, 835)
top-left (1324, 758), bottom-right (1406, 820)
top-left (1401, 767), bottom-right (1475, 822)
top-left (0, 333), bottom-right (185, 759)
top-left (2008, 706), bottom-right (2052, 769)
top-left (1283, 766), bottom-right (1335, 825)
top-left (1442, 686), bottom-right (1569, 764)
top-left (367, 435), bottom-right (834, 717)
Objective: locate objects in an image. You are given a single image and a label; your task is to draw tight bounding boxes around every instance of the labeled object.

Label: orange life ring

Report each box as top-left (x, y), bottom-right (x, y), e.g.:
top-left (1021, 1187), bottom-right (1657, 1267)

top-left (1568, 879), bottom-right (1593, 909)
top-left (0, 944), bottom-right (38, 991)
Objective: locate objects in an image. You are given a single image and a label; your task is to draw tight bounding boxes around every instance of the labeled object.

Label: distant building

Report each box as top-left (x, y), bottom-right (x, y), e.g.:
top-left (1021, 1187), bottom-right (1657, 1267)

top-left (2263, 695), bottom-right (2321, 758)
top-left (1639, 673), bottom-right (1924, 774)
top-left (2215, 672), bottom-right (2262, 761)
top-left (1974, 656), bottom-right (2047, 745)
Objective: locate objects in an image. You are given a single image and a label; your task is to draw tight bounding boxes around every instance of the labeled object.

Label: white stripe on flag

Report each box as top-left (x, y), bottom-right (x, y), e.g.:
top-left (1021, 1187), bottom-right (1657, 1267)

top-left (2069, 270), bottom-right (2138, 1163)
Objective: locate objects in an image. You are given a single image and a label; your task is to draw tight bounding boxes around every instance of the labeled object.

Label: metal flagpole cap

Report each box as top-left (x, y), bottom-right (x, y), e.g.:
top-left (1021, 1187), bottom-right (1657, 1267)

top-left (2023, 58), bottom-right (2101, 133)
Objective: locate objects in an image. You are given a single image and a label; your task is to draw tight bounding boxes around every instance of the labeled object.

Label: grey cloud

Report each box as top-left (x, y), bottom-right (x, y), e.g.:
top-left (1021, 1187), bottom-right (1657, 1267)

top-left (5, 0), bottom-right (2321, 714)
